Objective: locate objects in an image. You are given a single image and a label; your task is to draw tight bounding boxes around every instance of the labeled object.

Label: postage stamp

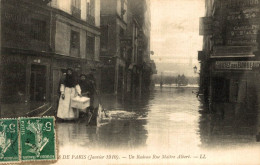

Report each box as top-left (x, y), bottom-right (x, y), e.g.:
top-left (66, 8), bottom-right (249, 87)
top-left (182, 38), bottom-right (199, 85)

top-left (19, 116), bottom-right (56, 161)
top-left (0, 119), bottom-right (19, 162)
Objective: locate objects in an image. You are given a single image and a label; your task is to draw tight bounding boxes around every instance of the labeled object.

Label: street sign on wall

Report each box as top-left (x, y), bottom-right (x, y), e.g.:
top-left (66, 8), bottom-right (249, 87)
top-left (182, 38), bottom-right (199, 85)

top-left (212, 46), bottom-right (256, 57)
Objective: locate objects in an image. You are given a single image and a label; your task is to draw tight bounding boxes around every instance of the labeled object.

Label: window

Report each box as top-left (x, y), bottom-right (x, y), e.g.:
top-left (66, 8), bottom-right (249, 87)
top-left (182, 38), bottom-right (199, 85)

top-left (121, 0), bottom-right (126, 18)
top-left (87, 0), bottom-right (95, 25)
top-left (70, 30), bottom-right (80, 57)
top-left (72, 0), bottom-right (81, 8)
top-left (119, 28), bottom-right (125, 58)
top-left (100, 25), bottom-right (108, 50)
top-left (86, 34), bottom-right (95, 59)
top-left (87, 0), bottom-right (95, 16)
top-left (30, 19), bottom-right (46, 41)
top-left (212, 77), bottom-right (230, 102)
top-left (71, 0), bottom-right (81, 18)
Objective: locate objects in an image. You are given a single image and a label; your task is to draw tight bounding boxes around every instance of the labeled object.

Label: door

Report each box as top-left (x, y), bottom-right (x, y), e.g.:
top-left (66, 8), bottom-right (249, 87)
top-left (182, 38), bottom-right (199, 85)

top-left (30, 64), bottom-right (47, 101)
top-left (118, 66), bottom-right (124, 94)
top-left (212, 77), bottom-right (230, 102)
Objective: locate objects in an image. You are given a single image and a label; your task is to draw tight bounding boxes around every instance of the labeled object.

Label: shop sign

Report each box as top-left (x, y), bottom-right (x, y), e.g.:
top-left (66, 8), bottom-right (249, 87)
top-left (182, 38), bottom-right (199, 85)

top-left (215, 61), bottom-right (260, 70)
top-left (227, 8), bottom-right (259, 21)
top-left (225, 1), bottom-right (260, 46)
top-left (199, 17), bottom-right (213, 35)
top-left (212, 46), bottom-right (255, 57)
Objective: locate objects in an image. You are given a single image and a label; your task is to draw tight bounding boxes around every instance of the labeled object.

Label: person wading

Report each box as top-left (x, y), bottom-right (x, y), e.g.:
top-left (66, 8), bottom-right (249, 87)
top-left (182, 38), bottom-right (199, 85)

top-left (57, 68), bottom-right (82, 121)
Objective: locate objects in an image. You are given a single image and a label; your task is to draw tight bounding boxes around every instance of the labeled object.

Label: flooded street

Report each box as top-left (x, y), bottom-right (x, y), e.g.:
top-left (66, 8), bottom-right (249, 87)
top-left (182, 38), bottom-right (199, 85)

top-left (56, 87), bottom-right (260, 164)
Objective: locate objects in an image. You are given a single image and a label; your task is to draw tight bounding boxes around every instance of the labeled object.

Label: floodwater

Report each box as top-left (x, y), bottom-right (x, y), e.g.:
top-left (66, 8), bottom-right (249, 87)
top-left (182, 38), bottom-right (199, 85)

top-left (55, 86), bottom-right (260, 164)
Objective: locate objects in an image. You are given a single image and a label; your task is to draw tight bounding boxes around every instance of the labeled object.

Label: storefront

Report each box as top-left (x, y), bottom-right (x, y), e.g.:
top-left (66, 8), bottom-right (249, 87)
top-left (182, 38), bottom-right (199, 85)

top-left (1, 0), bottom-right (51, 105)
top-left (211, 61), bottom-right (260, 113)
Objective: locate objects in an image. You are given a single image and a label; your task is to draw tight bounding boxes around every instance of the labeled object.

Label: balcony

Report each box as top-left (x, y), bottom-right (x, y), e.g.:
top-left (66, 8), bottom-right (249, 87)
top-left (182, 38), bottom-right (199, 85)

top-left (71, 6), bottom-right (81, 19)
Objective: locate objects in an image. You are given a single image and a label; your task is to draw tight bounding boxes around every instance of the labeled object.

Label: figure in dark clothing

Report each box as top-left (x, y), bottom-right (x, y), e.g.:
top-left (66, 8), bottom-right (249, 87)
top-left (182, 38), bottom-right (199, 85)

top-left (57, 68), bottom-right (82, 120)
top-left (79, 74), bottom-right (96, 107)
top-left (78, 74), bottom-right (97, 124)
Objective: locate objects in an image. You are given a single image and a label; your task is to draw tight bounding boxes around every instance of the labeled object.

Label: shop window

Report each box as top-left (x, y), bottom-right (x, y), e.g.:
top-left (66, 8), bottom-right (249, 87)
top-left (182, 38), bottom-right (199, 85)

top-left (2, 59), bottom-right (26, 103)
top-left (86, 34), bottom-right (95, 59)
top-left (86, 0), bottom-right (95, 25)
top-left (70, 30), bottom-right (80, 57)
top-left (30, 19), bottom-right (46, 41)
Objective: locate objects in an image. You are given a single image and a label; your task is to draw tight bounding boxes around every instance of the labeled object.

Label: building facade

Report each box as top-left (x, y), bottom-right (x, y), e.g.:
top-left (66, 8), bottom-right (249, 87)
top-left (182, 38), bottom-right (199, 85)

top-left (0, 0), bottom-right (101, 117)
top-left (100, 0), bottom-right (128, 94)
top-left (200, 0), bottom-right (260, 107)
top-left (100, 0), bottom-right (155, 95)
top-left (50, 0), bottom-right (101, 105)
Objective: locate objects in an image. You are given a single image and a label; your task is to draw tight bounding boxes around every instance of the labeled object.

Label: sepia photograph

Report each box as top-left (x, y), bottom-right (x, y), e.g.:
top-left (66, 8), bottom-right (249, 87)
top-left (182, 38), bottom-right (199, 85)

top-left (0, 0), bottom-right (260, 164)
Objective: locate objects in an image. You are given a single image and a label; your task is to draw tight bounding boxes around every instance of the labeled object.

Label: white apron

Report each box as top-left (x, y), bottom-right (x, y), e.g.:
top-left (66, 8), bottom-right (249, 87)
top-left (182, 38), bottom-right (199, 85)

top-left (57, 84), bottom-right (81, 120)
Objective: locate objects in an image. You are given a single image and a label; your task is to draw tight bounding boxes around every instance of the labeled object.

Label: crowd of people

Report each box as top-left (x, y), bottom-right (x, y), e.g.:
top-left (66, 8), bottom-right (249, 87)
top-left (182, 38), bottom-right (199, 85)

top-left (56, 68), bottom-right (98, 122)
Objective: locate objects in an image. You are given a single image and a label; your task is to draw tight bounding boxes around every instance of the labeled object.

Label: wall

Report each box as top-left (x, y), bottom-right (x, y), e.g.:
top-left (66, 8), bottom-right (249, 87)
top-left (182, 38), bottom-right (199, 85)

top-left (101, 0), bottom-right (116, 15)
top-left (81, 0), bottom-right (87, 21)
top-left (80, 29), bottom-right (87, 58)
top-left (95, 36), bottom-right (100, 60)
top-left (95, 0), bottom-right (100, 27)
top-left (57, 0), bottom-right (72, 14)
top-left (101, 16), bottom-right (117, 56)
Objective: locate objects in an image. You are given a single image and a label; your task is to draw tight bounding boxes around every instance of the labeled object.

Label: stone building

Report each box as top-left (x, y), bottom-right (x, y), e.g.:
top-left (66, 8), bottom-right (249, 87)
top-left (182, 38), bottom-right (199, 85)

top-left (199, 0), bottom-right (260, 135)
top-left (200, 0), bottom-right (260, 106)
top-left (100, 0), bottom-right (128, 94)
top-left (100, 0), bottom-right (155, 95)
top-left (49, 0), bottom-right (101, 105)
top-left (0, 0), bottom-right (101, 117)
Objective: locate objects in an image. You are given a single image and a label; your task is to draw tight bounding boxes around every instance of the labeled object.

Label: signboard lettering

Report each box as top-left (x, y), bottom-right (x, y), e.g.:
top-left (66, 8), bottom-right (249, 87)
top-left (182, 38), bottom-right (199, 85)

top-left (226, 0), bottom-right (259, 8)
top-left (215, 61), bottom-right (260, 70)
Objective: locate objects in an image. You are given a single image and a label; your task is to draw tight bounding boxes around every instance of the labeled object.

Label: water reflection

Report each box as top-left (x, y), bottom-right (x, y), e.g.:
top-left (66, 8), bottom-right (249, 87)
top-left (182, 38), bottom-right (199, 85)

top-left (57, 86), bottom-right (260, 152)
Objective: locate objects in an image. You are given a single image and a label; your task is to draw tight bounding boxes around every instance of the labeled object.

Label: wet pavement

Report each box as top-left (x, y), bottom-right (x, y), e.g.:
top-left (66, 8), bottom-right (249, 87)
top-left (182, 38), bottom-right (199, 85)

top-left (55, 86), bottom-right (260, 164)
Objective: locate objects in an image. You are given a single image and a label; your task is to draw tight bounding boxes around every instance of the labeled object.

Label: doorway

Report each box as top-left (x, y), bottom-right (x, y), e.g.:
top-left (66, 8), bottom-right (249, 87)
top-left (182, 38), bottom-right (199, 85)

top-left (30, 64), bottom-right (47, 101)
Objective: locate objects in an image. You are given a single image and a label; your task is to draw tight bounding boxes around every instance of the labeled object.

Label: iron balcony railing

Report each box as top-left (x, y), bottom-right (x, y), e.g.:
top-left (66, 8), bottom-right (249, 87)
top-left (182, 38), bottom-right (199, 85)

top-left (87, 14), bottom-right (95, 25)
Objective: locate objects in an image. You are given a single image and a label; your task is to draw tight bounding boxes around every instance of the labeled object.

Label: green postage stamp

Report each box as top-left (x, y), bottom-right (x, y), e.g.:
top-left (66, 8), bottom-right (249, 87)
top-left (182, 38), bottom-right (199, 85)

top-left (20, 117), bottom-right (56, 161)
top-left (0, 119), bottom-right (19, 162)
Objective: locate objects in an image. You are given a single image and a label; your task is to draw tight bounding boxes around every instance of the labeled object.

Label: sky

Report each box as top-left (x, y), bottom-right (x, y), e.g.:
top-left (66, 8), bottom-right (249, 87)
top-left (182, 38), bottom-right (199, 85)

top-left (150, 0), bottom-right (205, 76)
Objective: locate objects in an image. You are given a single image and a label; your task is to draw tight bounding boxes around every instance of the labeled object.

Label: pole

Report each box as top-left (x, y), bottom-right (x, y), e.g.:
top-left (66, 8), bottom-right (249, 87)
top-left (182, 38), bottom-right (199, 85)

top-left (0, 0), bottom-right (2, 117)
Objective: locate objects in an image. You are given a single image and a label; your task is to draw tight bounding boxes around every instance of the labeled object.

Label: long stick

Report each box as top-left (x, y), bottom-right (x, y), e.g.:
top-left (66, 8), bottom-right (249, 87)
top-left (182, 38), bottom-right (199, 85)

top-left (92, 85), bottom-right (109, 117)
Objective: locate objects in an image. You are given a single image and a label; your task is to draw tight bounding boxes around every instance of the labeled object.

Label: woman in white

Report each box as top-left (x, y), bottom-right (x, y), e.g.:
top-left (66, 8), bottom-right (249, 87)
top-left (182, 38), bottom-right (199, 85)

top-left (57, 68), bottom-right (81, 120)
